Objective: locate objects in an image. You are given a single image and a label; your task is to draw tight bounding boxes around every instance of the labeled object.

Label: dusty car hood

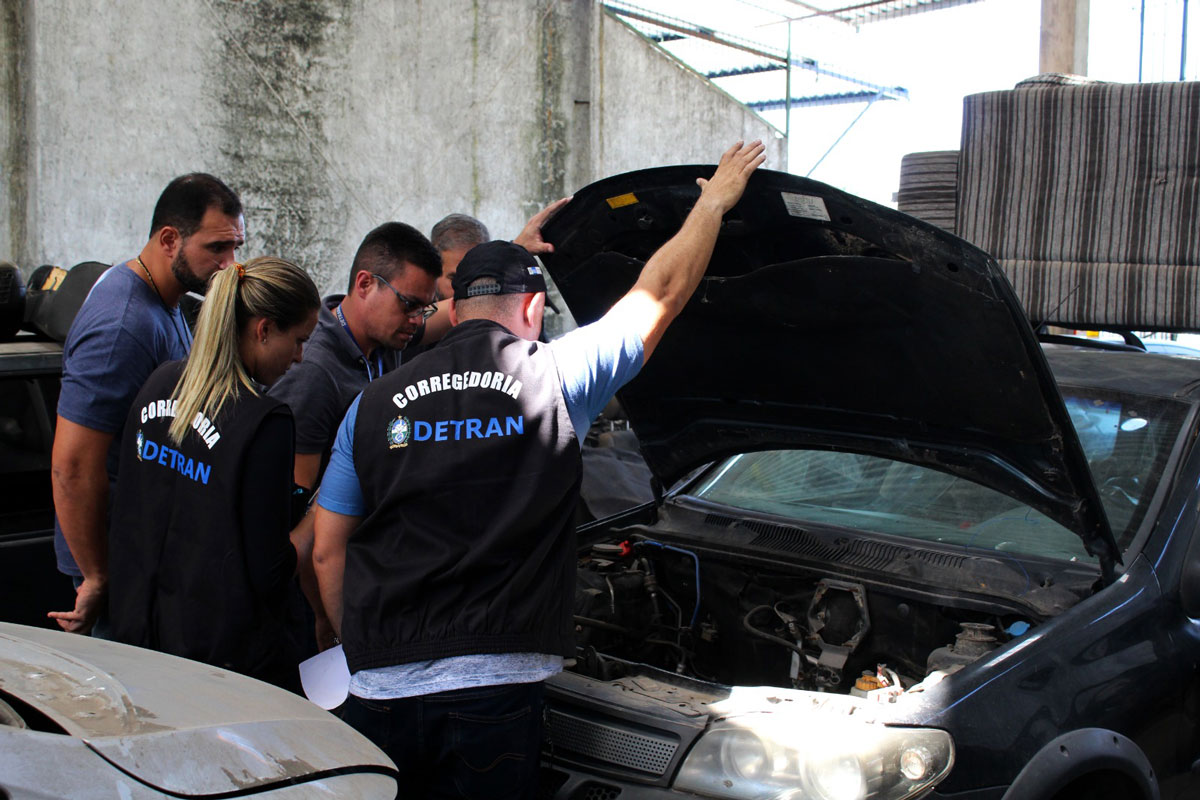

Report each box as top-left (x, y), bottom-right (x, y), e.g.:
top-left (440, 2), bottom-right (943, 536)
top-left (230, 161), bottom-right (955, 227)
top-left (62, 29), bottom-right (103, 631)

top-left (540, 166), bottom-right (1118, 573)
top-left (0, 623), bottom-right (394, 795)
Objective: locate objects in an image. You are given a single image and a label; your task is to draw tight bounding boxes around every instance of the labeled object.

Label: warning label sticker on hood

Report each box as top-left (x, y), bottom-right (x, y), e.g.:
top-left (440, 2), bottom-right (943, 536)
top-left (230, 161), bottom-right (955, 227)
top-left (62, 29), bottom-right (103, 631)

top-left (782, 192), bottom-right (830, 221)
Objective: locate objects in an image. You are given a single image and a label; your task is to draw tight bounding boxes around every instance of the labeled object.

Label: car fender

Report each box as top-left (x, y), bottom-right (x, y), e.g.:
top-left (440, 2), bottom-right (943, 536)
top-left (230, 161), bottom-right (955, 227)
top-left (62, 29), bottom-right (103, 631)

top-left (999, 728), bottom-right (1158, 800)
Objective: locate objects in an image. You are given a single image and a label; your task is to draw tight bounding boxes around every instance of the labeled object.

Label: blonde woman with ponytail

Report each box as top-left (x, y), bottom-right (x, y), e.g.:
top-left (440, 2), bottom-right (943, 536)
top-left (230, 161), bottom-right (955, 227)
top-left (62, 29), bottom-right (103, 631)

top-left (108, 256), bottom-right (320, 691)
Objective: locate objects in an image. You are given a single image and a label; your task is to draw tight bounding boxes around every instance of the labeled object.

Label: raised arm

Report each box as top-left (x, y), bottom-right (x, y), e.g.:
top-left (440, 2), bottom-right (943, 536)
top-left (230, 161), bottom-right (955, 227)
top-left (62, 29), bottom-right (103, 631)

top-left (605, 140), bottom-right (765, 361)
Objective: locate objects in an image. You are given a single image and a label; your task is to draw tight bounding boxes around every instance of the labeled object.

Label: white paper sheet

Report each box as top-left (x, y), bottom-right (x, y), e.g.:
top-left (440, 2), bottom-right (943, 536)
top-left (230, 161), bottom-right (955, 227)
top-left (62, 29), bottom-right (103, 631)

top-left (299, 644), bottom-right (350, 709)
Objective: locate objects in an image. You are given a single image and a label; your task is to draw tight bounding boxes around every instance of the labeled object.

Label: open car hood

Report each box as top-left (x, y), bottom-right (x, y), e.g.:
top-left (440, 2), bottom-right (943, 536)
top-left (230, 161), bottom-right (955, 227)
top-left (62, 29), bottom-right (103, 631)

top-left (540, 167), bottom-right (1119, 574)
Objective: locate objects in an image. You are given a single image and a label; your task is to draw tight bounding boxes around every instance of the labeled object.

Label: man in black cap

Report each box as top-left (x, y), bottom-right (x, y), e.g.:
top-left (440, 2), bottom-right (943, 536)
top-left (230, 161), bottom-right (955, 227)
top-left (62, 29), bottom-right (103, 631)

top-left (313, 141), bottom-right (764, 796)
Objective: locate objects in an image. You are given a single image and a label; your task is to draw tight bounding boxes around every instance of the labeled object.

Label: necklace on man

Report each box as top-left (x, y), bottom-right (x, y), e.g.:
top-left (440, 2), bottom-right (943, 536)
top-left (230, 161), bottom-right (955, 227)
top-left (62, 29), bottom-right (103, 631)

top-left (135, 255), bottom-right (192, 350)
top-left (136, 255), bottom-right (164, 304)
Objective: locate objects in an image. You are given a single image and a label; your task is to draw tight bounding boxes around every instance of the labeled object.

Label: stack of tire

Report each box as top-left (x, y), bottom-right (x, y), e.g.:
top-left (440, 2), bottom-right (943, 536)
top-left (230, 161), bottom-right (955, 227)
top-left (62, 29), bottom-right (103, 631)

top-left (0, 261), bottom-right (110, 342)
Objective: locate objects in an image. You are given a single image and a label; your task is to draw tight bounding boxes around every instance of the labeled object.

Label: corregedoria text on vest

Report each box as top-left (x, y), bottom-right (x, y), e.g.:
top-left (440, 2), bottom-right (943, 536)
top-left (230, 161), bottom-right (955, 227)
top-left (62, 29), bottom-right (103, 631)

top-left (390, 369), bottom-right (523, 409)
top-left (137, 396), bottom-right (222, 449)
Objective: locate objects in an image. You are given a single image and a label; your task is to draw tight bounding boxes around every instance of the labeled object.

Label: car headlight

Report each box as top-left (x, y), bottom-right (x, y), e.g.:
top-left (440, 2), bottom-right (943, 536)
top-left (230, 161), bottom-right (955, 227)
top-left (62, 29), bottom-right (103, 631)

top-left (674, 714), bottom-right (953, 800)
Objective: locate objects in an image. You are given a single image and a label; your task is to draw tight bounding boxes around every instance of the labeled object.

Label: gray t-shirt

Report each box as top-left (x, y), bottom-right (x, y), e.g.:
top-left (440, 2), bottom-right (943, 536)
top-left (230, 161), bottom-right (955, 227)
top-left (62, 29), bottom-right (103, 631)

top-left (266, 296), bottom-right (400, 482)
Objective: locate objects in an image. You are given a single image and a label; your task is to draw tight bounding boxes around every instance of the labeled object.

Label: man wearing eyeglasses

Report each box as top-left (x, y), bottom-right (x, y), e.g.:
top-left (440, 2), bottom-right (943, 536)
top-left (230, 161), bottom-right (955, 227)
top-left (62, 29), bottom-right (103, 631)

top-left (269, 222), bottom-right (442, 498)
top-left (267, 222), bottom-right (441, 651)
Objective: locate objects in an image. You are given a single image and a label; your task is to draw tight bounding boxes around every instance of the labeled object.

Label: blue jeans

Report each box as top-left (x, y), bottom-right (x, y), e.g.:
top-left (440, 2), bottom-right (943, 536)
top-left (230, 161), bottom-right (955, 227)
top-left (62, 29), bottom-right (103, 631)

top-left (343, 681), bottom-right (545, 800)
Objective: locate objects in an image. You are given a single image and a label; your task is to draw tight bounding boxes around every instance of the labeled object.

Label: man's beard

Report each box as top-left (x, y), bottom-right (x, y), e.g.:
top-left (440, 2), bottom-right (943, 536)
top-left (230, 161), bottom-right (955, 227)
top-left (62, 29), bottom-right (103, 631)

top-left (170, 249), bottom-right (209, 295)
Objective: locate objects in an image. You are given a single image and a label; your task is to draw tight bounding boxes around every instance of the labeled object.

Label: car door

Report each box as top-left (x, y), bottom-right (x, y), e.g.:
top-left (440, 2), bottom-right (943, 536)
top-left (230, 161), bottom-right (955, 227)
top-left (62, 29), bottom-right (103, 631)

top-left (0, 340), bottom-right (74, 627)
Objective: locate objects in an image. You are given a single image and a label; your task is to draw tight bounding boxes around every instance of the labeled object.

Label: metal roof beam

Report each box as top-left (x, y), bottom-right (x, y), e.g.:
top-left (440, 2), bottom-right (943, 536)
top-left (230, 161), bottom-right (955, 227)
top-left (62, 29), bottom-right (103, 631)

top-left (603, 1), bottom-right (907, 95)
top-left (780, 0), bottom-right (984, 26)
top-left (605, 1), bottom-right (781, 61)
top-left (706, 64), bottom-right (785, 79)
top-left (748, 89), bottom-right (901, 109)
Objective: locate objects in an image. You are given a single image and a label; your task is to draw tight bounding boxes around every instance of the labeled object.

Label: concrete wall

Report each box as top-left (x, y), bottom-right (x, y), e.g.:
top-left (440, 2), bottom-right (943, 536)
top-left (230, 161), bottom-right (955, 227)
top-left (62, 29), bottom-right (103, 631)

top-left (2, 1), bottom-right (784, 294)
top-left (0, 0), bottom-right (30, 266)
top-left (593, 13), bottom-right (785, 174)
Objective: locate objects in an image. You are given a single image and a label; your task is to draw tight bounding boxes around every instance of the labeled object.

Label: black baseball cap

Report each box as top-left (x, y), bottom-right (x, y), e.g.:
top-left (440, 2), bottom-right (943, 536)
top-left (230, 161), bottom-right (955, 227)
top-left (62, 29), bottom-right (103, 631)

top-left (451, 240), bottom-right (548, 301)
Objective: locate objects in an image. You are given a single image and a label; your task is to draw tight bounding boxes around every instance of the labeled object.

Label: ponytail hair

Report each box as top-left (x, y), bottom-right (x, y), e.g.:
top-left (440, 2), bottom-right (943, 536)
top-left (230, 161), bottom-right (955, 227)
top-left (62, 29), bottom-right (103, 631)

top-left (168, 256), bottom-right (320, 444)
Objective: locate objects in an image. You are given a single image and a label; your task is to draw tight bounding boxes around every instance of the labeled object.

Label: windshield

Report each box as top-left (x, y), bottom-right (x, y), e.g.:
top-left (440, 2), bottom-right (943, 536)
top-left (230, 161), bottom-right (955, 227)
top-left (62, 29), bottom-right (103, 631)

top-left (690, 387), bottom-right (1189, 564)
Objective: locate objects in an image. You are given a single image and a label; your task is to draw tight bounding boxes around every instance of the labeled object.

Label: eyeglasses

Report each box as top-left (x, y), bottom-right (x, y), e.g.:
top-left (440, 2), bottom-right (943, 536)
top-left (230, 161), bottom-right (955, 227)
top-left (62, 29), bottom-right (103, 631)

top-left (372, 273), bottom-right (438, 320)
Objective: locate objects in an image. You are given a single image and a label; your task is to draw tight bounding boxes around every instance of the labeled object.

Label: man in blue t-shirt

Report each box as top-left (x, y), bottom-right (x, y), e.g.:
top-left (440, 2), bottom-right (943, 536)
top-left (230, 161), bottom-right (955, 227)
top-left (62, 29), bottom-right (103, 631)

top-left (312, 141), bottom-right (765, 796)
top-left (49, 174), bottom-right (245, 634)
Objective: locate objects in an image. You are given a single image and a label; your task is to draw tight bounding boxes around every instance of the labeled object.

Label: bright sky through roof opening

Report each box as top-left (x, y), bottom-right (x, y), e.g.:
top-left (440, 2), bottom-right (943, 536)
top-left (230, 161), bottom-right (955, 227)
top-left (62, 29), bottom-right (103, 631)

top-left (621, 0), bottom-right (1199, 207)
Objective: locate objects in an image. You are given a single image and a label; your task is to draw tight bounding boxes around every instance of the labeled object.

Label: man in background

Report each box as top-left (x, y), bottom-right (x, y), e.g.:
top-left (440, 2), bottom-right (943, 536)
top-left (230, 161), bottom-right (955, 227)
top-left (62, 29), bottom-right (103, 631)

top-left (431, 213), bottom-right (490, 302)
top-left (267, 222), bottom-right (442, 651)
top-left (268, 222), bottom-right (442, 494)
top-left (412, 204), bottom-right (570, 356)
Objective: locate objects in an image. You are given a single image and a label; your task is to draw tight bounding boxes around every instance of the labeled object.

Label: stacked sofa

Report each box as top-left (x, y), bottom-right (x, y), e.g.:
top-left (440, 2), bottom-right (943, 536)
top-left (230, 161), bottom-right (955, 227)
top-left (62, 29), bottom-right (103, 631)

top-left (898, 74), bottom-right (1200, 331)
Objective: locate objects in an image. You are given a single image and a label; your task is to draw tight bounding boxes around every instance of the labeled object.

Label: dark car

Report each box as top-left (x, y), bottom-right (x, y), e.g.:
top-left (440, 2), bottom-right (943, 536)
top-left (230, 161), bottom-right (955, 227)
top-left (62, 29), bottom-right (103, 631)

top-left (0, 260), bottom-right (187, 630)
top-left (0, 335), bottom-right (74, 627)
top-left (533, 167), bottom-right (1200, 800)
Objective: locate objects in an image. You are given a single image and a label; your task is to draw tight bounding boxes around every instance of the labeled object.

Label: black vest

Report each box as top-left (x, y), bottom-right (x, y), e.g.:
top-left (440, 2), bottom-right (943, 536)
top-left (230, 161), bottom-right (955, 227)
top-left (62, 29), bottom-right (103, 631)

top-left (109, 361), bottom-right (295, 684)
top-left (344, 319), bottom-right (582, 672)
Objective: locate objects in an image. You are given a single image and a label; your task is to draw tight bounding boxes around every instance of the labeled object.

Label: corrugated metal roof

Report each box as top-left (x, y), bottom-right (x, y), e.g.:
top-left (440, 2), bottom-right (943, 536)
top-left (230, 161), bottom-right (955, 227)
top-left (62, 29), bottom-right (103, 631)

top-left (605, 1), bottom-right (981, 112)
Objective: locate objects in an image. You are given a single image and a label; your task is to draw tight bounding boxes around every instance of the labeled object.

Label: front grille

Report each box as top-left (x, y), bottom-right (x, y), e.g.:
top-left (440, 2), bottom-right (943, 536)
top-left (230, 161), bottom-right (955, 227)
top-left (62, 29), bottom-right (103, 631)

top-left (545, 708), bottom-right (678, 776)
top-left (574, 783), bottom-right (621, 800)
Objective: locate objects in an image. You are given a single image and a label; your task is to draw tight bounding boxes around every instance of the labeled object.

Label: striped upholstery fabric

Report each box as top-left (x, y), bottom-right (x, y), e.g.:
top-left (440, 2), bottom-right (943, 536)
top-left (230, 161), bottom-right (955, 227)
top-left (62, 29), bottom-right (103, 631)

top-left (956, 79), bottom-right (1200, 331)
top-left (896, 151), bottom-right (959, 234)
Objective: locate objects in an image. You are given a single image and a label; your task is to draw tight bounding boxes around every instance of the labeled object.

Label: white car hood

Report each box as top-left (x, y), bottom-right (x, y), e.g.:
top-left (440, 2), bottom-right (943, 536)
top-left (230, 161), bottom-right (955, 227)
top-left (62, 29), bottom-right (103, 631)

top-left (0, 623), bottom-right (394, 796)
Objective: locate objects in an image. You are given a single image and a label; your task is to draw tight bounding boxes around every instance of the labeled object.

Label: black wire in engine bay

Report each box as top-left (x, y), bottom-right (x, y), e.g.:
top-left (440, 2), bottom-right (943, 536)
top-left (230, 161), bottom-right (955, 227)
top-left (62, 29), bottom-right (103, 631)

top-left (576, 538), bottom-right (708, 677)
top-left (575, 535), bottom-right (1030, 694)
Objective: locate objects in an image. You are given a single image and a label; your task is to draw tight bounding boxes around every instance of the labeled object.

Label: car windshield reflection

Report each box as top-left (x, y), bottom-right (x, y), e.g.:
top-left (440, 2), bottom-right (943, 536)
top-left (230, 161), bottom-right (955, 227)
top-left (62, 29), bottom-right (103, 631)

top-left (689, 387), bottom-right (1188, 564)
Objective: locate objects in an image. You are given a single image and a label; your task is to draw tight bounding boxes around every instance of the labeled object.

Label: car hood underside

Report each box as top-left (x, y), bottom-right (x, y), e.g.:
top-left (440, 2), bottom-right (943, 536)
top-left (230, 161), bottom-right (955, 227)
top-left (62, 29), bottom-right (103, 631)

top-left (540, 166), bottom-right (1119, 574)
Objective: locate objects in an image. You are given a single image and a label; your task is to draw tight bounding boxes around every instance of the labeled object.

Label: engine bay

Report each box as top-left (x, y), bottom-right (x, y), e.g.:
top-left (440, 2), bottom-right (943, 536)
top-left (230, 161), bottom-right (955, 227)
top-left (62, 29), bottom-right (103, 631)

top-left (571, 532), bottom-right (1039, 698)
